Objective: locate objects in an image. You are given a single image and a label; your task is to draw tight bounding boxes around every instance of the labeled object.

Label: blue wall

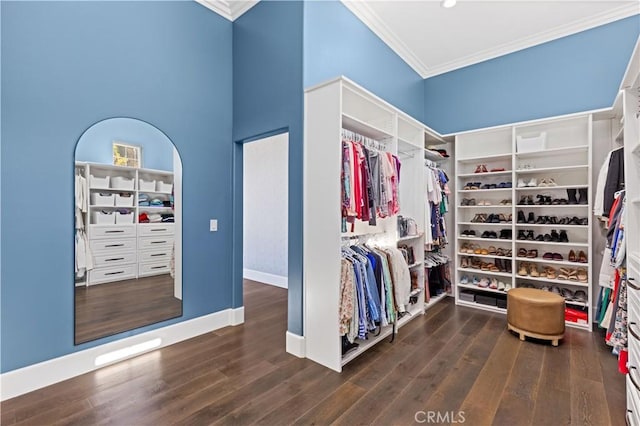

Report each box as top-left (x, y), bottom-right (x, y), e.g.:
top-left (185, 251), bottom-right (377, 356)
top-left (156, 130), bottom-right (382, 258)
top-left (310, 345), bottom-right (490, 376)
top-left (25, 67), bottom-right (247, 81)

top-left (75, 118), bottom-right (174, 171)
top-left (424, 15), bottom-right (640, 134)
top-left (233, 0), bottom-right (304, 334)
top-left (1, 1), bottom-right (233, 372)
top-left (303, 1), bottom-right (424, 122)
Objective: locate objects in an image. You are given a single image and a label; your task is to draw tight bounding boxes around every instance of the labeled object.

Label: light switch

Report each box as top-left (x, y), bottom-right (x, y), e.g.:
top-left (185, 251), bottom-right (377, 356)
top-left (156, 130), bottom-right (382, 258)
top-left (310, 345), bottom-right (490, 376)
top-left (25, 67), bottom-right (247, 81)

top-left (210, 219), bottom-right (218, 232)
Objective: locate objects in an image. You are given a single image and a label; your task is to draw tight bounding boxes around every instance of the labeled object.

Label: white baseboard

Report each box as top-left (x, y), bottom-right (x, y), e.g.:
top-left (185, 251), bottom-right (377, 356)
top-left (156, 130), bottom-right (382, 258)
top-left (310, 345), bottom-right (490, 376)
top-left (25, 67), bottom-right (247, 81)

top-left (230, 306), bottom-right (244, 325)
top-left (243, 268), bottom-right (288, 289)
top-left (286, 331), bottom-right (306, 358)
top-left (0, 307), bottom-right (244, 401)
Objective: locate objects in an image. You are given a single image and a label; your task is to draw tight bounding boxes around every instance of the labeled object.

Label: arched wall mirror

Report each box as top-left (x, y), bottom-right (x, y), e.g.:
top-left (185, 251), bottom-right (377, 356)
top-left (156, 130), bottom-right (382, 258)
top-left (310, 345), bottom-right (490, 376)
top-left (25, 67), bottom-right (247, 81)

top-left (74, 117), bottom-right (183, 344)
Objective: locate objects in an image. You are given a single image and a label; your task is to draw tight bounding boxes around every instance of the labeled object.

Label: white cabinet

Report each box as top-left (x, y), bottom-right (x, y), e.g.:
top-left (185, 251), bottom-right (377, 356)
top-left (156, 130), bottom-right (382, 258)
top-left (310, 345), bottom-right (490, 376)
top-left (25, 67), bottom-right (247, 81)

top-left (77, 163), bottom-right (175, 286)
top-left (454, 114), bottom-right (593, 330)
top-left (303, 77), bottom-right (449, 372)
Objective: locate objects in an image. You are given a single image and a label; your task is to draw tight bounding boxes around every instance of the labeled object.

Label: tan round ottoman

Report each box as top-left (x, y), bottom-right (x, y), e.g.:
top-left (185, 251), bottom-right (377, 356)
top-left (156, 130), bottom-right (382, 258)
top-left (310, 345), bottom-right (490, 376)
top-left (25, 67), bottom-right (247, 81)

top-left (507, 288), bottom-right (565, 346)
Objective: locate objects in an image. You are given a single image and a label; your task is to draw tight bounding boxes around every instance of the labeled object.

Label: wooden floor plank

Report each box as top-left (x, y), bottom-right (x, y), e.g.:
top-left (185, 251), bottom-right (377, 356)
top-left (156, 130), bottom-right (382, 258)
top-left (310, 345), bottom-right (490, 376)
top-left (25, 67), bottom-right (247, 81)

top-left (0, 282), bottom-right (626, 426)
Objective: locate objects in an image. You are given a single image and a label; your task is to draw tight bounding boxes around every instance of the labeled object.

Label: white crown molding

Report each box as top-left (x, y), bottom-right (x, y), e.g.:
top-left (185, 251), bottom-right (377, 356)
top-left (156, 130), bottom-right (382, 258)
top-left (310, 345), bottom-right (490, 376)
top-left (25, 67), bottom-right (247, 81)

top-left (194, 0), bottom-right (259, 21)
top-left (423, 3), bottom-right (640, 78)
top-left (340, 0), bottom-right (431, 77)
top-left (341, 1), bottom-right (639, 79)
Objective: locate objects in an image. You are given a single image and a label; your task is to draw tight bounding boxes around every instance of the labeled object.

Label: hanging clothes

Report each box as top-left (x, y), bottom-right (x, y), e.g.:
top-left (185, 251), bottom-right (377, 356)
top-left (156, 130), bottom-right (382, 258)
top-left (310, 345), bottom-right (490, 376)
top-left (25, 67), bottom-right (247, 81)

top-left (424, 163), bottom-right (450, 251)
top-left (594, 147), bottom-right (624, 218)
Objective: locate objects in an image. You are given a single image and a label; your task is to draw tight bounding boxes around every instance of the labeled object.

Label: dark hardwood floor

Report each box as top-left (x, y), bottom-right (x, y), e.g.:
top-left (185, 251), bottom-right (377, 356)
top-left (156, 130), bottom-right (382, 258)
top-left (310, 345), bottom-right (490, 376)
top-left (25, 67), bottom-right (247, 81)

top-left (75, 274), bottom-right (182, 344)
top-left (5, 280), bottom-right (625, 425)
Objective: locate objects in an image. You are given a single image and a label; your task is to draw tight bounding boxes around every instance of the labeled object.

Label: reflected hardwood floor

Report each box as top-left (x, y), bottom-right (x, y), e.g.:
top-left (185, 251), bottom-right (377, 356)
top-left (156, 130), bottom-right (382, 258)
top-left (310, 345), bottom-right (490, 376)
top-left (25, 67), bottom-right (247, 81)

top-left (75, 274), bottom-right (182, 344)
top-left (4, 280), bottom-right (625, 425)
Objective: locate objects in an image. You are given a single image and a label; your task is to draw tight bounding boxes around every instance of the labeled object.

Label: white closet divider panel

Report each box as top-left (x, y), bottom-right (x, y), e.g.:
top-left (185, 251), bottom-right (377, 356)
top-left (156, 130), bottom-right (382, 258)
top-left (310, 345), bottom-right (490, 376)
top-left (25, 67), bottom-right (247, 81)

top-left (303, 77), bottom-right (450, 372)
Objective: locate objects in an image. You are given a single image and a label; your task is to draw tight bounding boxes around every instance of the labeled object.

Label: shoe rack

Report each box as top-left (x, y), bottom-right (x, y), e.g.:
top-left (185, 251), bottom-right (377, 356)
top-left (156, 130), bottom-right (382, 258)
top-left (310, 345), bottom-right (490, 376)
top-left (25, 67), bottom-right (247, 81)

top-left (454, 114), bottom-right (593, 330)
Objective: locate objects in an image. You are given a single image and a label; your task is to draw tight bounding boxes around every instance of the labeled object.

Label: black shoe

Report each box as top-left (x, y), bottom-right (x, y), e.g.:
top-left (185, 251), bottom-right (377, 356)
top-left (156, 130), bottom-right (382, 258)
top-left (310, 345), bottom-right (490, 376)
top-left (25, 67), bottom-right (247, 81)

top-left (518, 196), bottom-right (528, 205)
top-left (468, 230), bottom-right (476, 236)
top-left (550, 230), bottom-right (560, 242)
top-left (526, 230), bottom-right (535, 240)
top-left (517, 230), bottom-right (527, 240)
top-left (526, 195), bottom-right (535, 205)
top-left (536, 234), bottom-right (545, 241)
top-left (481, 231), bottom-right (491, 238)
top-left (547, 216), bottom-right (558, 225)
top-left (567, 188), bottom-right (578, 204)
top-left (559, 230), bottom-right (569, 243)
top-left (578, 188), bottom-right (588, 205)
top-left (543, 233), bottom-right (551, 241)
top-left (535, 194), bottom-right (545, 205)
top-left (527, 212), bottom-right (535, 224)
top-left (517, 210), bottom-right (526, 223)
top-left (342, 336), bottom-right (359, 356)
top-left (488, 231), bottom-right (498, 239)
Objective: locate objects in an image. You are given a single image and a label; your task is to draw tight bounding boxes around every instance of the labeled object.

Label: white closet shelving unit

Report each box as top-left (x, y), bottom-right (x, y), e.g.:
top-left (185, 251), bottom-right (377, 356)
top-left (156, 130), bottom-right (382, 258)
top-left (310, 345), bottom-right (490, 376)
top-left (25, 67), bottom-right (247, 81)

top-left (303, 77), bottom-right (450, 372)
top-left (454, 114), bottom-right (593, 330)
top-left (621, 39), bottom-right (640, 426)
top-left (76, 162), bottom-right (175, 285)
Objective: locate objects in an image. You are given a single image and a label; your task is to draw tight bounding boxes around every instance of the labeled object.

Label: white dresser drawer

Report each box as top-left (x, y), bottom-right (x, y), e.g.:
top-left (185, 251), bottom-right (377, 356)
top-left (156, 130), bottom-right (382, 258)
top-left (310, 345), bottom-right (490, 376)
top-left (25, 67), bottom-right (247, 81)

top-left (139, 248), bottom-right (172, 263)
top-left (138, 261), bottom-right (171, 277)
top-left (138, 223), bottom-right (174, 236)
top-left (89, 264), bottom-right (137, 285)
top-left (90, 224), bottom-right (136, 240)
top-left (90, 237), bottom-right (137, 253)
top-left (139, 236), bottom-right (174, 250)
top-left (93, 251), bottom-right (137, 268)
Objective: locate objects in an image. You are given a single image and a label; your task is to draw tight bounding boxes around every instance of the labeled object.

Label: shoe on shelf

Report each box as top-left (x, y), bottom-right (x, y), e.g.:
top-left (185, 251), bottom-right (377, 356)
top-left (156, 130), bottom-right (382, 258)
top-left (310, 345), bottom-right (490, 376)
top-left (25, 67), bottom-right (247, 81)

top-left (527, 212), bottom-right (535, 224)
top-left (517, 210), bottom-right (526, 223)
top-left (517, 230), bottom-right (527, 240)
top-left (577, 268), bottom-right (588, 282)
top-left (546, 267), bottom-right (557, 280)
top-left (542, 252), bottom-right (554, 260)
top-left (474, 165), bottom-right (484, 173)
top-left (518, 196), bottom-right (528, 205)
top-left (526, 230), bottom-right (535, 240)
top-left (472, 276), bottom-right (480, 285)
top-left (578, 250), bottom-right (588, 263)
top-left (490, 167), bottom-right (505, 172)
top-left (567, 188), bottom-right (578, 204)
top-left (498, 281), bottom-right (506, 291)
top-left (559, 230), bottom-right (569, 243)
top-left (529, 263), bottom-right (540, 277)
top-left (517, 262), bottom-right (528, 276)
top-left (504, 282), bottom-right (512, 291)
top-left (478, 278), bottom-right (490, 288)
top-left (489, 278), bottom-right (499, 289)
top-left (517, 248), bottom-right (528, 257)
top-left (573, 290), bottom-right (587, 303)
top-left (552, 253), bottom-right (563, 261)
top-left (527, 178), bottom-right (538, 187)
top-left (460, 275), bottom-right (469, 284)
top-left (578, 188), bottom-right (588, 204)
top-left (535, 215), bottom-right (547, 224)
top-left (550, 230), bottom-right (560, 242)
top-left (517, 178), bottom-right (528, 188)
top-left (527, 249), bottom-right (538, 258)
top-left (568, 250), bottom-right (576, 262)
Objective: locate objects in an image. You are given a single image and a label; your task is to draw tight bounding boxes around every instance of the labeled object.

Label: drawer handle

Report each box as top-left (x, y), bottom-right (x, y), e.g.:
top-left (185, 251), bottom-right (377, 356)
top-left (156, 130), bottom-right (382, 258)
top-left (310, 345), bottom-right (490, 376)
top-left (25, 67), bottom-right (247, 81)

top-left (105, 271), bottom-right (124, 276)
top-left (629, 277), bottom-right (640, 291)
top-left (627, 410), bottom-right (633, 426)
top-left (631, 322), bottom-right (640, 341)
top-left (105, 244), bottom-right (124, 248)
top-left (151, 241), bottom-right (167, 244)
top-left (106, 257), bottom-right (125, 262)
top-left (105, 230), bottom-right (125, 234)
top-left (150, 253), bottom-right (166, 257)
top-left (151, 265), bottom-right (167, 270)
top-left (150, 228), bottom-right (167, 232)
top-left (631, 366), bottom-right (640, 393)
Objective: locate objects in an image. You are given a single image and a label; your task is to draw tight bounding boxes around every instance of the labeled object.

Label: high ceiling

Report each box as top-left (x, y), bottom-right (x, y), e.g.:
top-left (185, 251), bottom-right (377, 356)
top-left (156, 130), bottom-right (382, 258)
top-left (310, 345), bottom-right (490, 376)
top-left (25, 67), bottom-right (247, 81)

top-left (199, 0), bottom-right (639, 77)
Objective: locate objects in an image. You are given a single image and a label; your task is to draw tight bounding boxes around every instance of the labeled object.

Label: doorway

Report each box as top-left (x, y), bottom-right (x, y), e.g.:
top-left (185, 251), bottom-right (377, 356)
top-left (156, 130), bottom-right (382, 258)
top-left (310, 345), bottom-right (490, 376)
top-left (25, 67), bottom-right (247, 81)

top-left (242, 132), bottom-right (289, 314)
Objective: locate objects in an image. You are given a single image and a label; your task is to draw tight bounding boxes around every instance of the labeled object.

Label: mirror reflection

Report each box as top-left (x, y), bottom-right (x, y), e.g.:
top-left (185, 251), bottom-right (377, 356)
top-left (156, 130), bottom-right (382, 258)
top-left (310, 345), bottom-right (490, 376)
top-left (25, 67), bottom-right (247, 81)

top-left (74, 118), bottom-right (182, 344)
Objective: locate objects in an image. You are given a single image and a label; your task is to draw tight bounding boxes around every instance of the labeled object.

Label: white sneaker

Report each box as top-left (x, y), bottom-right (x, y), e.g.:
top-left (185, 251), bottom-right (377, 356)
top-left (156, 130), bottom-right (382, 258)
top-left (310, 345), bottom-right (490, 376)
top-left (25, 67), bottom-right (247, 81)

top-left (527, 178), bottom-right (537, 187)
top-left (517, 178), bottom-right (527, 188)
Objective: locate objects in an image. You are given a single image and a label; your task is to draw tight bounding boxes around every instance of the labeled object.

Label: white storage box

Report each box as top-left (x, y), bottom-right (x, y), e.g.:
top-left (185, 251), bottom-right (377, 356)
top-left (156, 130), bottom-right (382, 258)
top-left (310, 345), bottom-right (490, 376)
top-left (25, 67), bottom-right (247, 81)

top-left (90, 175), bottom-right (110, 189)
top-left (516, 132), bottom-right (546, 153)
top-left (90, 192), bottom-right (114, 206)
top-left (91, 211), bottom-right (115, 225)
top-left (156, 181), bottom-right (172, 193)
top-left (115, 193), bottom-right (134, 207)
top-left (139, 179), bottom-right (156, 192)
top-left (115, 212), bottom-right (135, 224)
top-left (111, 176), bottom-right (135, 190)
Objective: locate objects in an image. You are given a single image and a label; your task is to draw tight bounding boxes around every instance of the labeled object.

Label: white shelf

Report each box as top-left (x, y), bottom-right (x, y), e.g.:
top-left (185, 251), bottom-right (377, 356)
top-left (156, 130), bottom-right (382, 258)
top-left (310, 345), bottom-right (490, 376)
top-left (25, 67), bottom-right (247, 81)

top-left (515, 145), bottom-right (588, 158)
top-left (458, 236), bottom-right (512, 243)
top-left (340, 302), bottom-right (423, 366)
top-left (515, 165), bottom-right (588, 174)
top-left (342, 113), bottom-right (393, 141)
top-left (424, 149), bottom-right (447, 162)
top-left (565, 300), bottom-right (589, 308)
top-left (457, 153), bottom-right (511, 163)
top-left (138, 190), bottom-right (173, 195)
top-left (458, 188), bottom-right (512, 193)
top-left (515, 275), bottom-right (588, 287)
top-left (89, 187), bottom-right (135, 192)
top-left (515, 240), bottom-right (588, 247)
top-left (514, 204), bottom-right (589, 208)
top-left (458, 267), bottom-right (512, 278)
top-left (458, 222), bottom-right (511, 226)
top-left (456, 299), bottom-right (506, 314)
top-left (514, 223), bottom-right (588, 228)
top-left (424, 293), bottom-right (448, 311)
top-left (515, 184), bottom-right (588, 191)
top-left (565, 321), bottom-right (591, 331)
top-left (398, 232), bottom-right (424, 242)
top-left (458, 170), bottom-right (512, 178)
top-left (458, 205), bottom-right (512, 209)
top-left (458, 283), bottom-right (510, 295)
top-left (515, 257), bottom-right (588, 267)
